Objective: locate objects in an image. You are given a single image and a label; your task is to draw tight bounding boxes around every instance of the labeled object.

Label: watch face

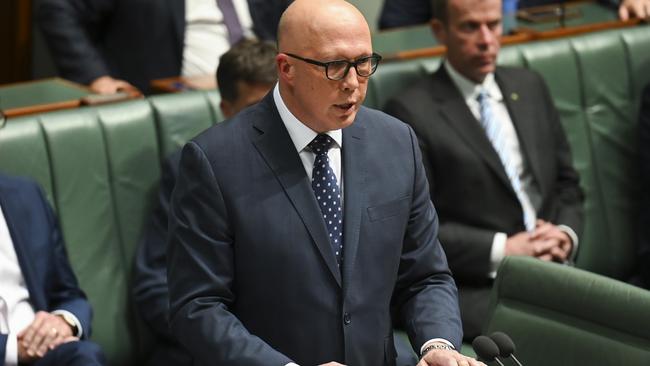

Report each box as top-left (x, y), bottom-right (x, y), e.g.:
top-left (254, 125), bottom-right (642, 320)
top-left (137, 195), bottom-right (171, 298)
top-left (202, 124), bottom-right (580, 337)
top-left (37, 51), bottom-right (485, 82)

top-left (59, 313), bottom-right (78, 335)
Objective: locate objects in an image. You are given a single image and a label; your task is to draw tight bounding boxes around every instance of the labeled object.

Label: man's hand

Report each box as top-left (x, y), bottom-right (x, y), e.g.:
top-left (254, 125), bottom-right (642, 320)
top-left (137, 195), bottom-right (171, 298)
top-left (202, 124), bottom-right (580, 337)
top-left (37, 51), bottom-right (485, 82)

top-left (89, 75), bottom-right (136, 94)
top-left (417, 348), bottom-right (487, 366)
top-left (530, 220), bottom-right (572, 262)
top-left (619, 0), bottom-right (650, 20)
top-left (17, 311), bottom-right (76, 359)
top-left (504, 231), bottom-right (536, 256)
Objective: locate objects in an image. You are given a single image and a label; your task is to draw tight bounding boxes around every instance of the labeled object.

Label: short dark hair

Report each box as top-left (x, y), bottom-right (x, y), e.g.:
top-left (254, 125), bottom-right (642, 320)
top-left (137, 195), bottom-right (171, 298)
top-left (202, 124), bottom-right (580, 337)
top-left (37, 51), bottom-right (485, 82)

top-left (431, 0), bottom-right (449, 24)
top-left (216, 39), bottom-right (278, 102)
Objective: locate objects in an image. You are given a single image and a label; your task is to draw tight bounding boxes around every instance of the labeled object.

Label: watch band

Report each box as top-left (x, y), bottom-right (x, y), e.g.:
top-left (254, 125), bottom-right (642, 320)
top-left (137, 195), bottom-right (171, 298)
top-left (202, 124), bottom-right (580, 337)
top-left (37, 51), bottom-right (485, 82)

top-left (421, 343), bottom-right (454, 357)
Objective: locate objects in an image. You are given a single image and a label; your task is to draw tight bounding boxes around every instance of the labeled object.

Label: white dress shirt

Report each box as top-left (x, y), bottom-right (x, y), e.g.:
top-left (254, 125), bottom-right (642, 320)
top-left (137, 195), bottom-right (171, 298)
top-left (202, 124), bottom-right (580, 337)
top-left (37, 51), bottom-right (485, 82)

top-left (0, 204), bottom-right (82, 366)
top-left (182, 0), bottom-right (255, 76)
top-left (272, 84), bottom-right (453, 364)
top-left (444, 62), bottom-right (578, 275)
top-left (0, 204), bottom-right (35, 366)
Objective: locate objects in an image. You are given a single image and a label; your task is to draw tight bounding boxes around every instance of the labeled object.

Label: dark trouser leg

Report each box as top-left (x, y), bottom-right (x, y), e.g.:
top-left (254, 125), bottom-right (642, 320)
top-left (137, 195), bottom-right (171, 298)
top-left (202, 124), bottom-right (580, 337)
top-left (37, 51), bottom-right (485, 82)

top-left (458, 285), bottom-right (492, 342)
top-left (34, 340), bottom-right (106, 366)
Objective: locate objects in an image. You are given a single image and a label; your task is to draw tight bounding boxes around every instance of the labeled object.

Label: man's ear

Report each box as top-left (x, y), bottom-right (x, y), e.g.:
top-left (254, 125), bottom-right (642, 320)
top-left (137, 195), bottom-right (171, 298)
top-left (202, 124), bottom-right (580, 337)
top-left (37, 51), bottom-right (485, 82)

top-left (430, 19), bottom-right (447, 45)
top-left (276, 53), bottom-right (294, 85)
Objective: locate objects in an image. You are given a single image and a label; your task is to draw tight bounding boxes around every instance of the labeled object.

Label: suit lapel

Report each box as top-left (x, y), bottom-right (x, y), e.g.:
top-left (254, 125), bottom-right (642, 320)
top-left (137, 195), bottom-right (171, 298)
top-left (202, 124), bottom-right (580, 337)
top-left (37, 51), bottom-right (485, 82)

top-left (251, 96), bottom-right (342, 286)
top-left (496, 70), bottom-right (544, 193)
top-left (432, 68), bottom-right (512, 189)
top-left (0, 182), bottom-right (43, 309)
top-left (340, 119), bottom-right (366, 295)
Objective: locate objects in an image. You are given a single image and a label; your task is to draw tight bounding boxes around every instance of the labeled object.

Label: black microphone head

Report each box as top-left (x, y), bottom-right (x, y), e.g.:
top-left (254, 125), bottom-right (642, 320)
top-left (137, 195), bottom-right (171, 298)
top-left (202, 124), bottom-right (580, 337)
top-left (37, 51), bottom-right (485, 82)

top-left (472, 335), bottom-right (501, 361)
top-left (490, 331), bottom-right (516, 357)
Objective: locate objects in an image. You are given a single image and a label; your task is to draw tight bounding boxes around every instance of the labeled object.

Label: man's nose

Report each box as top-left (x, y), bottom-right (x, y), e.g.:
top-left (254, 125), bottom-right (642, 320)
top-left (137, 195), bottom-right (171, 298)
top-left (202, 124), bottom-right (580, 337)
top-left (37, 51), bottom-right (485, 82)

top-left (478, 24), bottom-right (496, 45)
top-left (340, 65), bottom-right (360, 91)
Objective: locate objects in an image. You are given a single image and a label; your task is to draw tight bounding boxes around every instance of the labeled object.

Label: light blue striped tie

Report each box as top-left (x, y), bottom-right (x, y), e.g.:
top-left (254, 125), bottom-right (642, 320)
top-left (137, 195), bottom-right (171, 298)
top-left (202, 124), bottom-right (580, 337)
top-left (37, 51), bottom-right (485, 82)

top-left (477, 89), bottom-right (536, 231)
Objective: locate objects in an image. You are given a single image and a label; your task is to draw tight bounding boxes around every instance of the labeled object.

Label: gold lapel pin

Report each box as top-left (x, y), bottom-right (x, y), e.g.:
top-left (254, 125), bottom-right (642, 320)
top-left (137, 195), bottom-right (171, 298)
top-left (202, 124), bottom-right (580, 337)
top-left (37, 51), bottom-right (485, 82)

top-left (511, 92), bottom-right (519, 101)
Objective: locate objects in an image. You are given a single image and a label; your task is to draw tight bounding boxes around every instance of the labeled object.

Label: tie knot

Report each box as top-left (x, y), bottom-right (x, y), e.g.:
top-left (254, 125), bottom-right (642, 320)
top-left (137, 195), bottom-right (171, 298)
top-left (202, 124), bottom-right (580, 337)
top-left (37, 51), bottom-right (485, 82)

top-left (477, 88), bottom-right (489, 104)
top-left (309, 134), bottom-right (335, 155)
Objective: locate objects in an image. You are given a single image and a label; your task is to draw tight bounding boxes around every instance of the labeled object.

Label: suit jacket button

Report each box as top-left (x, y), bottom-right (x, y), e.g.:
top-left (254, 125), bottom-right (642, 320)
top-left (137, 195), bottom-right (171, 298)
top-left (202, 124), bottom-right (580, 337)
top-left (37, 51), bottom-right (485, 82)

top-left (343, 313), bottom-right (351, 325)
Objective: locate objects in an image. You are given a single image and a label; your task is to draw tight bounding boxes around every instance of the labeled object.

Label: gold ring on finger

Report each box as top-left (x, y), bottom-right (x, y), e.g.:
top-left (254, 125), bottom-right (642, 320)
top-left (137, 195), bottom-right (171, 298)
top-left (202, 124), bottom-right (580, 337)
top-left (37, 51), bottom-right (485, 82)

top-left (50, 327), bottom-right (58, 335)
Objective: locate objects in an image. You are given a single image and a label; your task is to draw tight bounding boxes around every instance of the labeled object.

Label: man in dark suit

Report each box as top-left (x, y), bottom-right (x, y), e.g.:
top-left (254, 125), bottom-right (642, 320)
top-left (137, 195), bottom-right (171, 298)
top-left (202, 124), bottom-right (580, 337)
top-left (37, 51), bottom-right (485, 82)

top-left (378, 0), bottom-right (650, 30)
top-left (132, 39), bottom-right (278, 366)
top-left (166, 1), bottom-right (483, 365)
top-left (36, 0), bottom-right (292, 93)
top-left (0, 173), bottom-right (105, 366)
top-left (384, 0), bottom-right (584, 341)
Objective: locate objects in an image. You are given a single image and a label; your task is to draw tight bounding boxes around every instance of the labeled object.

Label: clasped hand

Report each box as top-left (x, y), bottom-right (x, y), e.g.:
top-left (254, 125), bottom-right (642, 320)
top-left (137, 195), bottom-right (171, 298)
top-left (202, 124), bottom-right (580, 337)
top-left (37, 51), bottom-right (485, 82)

top-left (17, 311), bottom-right (78, 363)
top-left (505, 219), bottom-right (572, 262)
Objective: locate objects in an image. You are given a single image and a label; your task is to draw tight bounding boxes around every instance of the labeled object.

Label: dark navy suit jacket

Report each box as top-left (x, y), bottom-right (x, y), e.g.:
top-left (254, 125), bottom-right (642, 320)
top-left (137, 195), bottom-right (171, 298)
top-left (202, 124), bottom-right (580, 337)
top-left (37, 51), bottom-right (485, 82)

top-left (36, 0), bottom-right (291, 93)
top-left (384, 65), bottom-right (583, 339)
top-left (166, 93), bottom-right (462, 366)
top-left (0, 174), bottom-right (92, 364)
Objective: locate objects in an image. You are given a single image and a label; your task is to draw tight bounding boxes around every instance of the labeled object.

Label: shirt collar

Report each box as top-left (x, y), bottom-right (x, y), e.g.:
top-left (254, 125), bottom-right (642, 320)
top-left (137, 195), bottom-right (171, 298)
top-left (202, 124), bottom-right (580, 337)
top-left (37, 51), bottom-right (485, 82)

top-left (272, 83), bottom-right (342, 154)
top-left (444, 61), bottom-right (503, 103)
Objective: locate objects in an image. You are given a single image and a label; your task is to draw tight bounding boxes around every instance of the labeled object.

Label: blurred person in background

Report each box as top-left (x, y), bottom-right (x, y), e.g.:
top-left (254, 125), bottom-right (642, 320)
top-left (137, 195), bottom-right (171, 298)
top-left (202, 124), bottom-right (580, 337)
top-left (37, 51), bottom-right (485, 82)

top-left (378, 0), bottom-right (650, 30)
top-left (37, 0), bottom-right (291, 94)
top-left (132, 39), bottom-right (278, 366)
top-left (384, 0), bottom-right (584, 341)
top-left (0, 173), bottom-right (106, 366)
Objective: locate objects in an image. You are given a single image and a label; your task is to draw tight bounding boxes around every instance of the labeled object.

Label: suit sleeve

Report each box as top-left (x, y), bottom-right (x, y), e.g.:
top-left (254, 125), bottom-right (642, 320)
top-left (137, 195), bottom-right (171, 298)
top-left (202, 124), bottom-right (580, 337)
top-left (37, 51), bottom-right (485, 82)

top-left (36, 0), bottom-right (115, 85)
top-left (536, 73), bottom-right (584, 237)
top-left (391, 125), bottom-right (463, 351)
top-left (34, 184), bottom-right (93, 339)
top-left (167, 142), bottom-right (292, 366)
top-left (132, 152), bottom-right (181, 342)
top-left (384, 99), bottom-right (496, 281)
top-left (1, 333), bottom-right (7, 366)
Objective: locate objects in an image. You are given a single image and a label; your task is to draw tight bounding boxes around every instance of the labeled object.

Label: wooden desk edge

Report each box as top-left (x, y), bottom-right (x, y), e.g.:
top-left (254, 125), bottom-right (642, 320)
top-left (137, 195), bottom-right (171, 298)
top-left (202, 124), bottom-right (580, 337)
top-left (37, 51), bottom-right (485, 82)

top-left (3, 100), bottom-right (82, 118)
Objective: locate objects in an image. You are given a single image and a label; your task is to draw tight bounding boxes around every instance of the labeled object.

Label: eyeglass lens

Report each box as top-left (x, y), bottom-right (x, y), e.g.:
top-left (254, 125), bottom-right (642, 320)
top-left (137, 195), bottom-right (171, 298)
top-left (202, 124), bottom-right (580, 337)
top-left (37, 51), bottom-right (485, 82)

top-left (327, 56), bottom-right (378, 80)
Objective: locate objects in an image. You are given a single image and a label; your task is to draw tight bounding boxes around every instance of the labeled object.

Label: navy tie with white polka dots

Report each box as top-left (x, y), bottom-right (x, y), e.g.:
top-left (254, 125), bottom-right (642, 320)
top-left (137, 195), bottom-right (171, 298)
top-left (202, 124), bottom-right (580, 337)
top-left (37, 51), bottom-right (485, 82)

top-left (309, 134), bottom-right (344, 267)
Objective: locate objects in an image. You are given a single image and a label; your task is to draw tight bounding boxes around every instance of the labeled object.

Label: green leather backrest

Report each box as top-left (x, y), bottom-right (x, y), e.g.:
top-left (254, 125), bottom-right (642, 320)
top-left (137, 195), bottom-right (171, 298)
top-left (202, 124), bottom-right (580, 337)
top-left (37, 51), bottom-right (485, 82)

top-left (485, 256), bottom-right (650, 366)
top-left (0, 101), bottom-right (158, 365)
top-left (149, 91), bottom-right (222, 159)
top-left (0, 91), bottom-right (224, 365)
top-left (368, 25), bottom-right (650, 280)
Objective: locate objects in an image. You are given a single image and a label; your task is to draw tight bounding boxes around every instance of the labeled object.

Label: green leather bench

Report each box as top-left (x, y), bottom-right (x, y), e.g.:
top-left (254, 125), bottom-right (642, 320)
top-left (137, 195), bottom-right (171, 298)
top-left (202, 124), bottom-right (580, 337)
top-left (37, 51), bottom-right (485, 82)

top-left (0, 24), bottom-right (648, 365)
top-left (367, 25), bottom-right (650, 281)
top-left (485, 256), bottom-right (650, 366)
top-left (0, 91), bottom-right (223, 365)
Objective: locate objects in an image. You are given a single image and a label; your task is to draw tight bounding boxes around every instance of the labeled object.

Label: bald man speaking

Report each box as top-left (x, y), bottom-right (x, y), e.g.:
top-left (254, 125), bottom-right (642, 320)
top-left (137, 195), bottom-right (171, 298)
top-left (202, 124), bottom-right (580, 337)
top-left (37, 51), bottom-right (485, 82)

top-left (166, 1), bottom-right (481, 365)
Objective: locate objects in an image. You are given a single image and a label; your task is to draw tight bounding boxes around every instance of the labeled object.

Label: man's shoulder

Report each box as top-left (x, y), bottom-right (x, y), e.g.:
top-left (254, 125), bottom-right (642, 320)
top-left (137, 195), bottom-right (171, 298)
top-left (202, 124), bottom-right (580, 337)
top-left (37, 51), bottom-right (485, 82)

top-left (495, 65), bottom-right (546, 85)
top-left (0, 173), bottom-right (40, 195)
top-left (358, 106), bottom-right (412, 133)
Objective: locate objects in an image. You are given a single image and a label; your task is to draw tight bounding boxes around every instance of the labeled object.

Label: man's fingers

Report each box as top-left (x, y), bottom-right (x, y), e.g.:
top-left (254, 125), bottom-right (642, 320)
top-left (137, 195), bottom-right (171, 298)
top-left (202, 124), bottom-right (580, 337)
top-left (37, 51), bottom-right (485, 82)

top-left (36, 327), bottom-right (58, 356)
top-left (533, 238), bottom-right (558, 255)
top-left (530, 222), bottom-right (553, 240)
top-left (620, 5), bottom-right (630, 20)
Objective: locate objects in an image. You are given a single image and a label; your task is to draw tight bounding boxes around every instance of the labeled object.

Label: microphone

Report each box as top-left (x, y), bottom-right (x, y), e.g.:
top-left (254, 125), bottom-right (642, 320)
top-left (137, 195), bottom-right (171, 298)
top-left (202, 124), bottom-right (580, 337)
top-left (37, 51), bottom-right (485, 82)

top-left (472, 335), bottom-right (506, 366)
top-left (490, 331), bottom-right (524, 366)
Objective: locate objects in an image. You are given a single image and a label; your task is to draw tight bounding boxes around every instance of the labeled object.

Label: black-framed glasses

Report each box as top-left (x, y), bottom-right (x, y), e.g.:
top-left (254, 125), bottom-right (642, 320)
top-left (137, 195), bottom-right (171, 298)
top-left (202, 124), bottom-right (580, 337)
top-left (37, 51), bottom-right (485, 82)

top-left (285, 52), bottom-right (382, 81)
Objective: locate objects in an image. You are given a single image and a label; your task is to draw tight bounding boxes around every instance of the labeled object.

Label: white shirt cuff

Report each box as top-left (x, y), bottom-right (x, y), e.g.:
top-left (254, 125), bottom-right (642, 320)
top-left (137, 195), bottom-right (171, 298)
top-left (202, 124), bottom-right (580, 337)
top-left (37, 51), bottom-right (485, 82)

top-left (557, 224), bottom-right (579, 262)
top-left (52, 309), bottom-right (83, 338)
top-left (285, 363), bottom-right (300, 366)
top-left (5, 333), bottom-right (18, 366)
top-left (420, 338), bottom-right (455, 355)
top-left (489, 232), bottom-right (507, 277)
